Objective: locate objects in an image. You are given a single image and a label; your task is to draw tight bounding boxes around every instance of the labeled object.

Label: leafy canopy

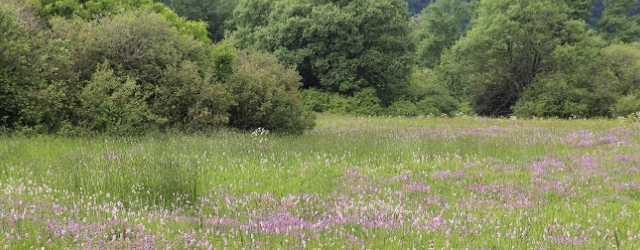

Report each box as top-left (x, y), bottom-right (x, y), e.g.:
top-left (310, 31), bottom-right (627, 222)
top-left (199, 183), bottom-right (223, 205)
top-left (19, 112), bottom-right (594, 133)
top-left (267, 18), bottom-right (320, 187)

top-left (450, 0), bottom-right (604, 116)
top-left (232, 0), bottom-right (415, 104)
top-left (415, 0), bottom-right (470, 68)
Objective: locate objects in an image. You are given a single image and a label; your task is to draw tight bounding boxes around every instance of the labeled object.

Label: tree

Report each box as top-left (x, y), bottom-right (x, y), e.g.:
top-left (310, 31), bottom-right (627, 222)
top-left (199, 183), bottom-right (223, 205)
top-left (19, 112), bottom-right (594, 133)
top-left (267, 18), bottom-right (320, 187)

top-left (565, 0), bottom-right (597, 23)
top-left (51, 10), bottom-right (231, 132)
top-left (405, 68), bottom-right (459, 115)
top-left (37, 0), bottom-right (210, 42)
top-left (232, 0), bottom-right (415, 104)
top-left (598, 0), bottom-right (640, 43)
top-left (156, 0), bottom-right (238, 41)
top-left (226, 49), bottom-right (315, 134)
top-left (416, 0), bottom-right (469, 68)
top-left (0, 5), bottom-right (36, 128)
top-left (513, 43), bottom-right (639, 118)
top-left (405, 0), bottom-right (433, 15)
top-left (451, 0), bottom-right (603, 116)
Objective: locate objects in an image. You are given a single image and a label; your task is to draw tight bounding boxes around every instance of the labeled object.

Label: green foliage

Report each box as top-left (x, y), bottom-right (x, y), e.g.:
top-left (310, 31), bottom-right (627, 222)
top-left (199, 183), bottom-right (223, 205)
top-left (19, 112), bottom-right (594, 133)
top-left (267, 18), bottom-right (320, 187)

top-left (406, 68), bottom-right (459, 116)
top-left (232, 0), bottom-right (415, 102)
top-left (0, 5), bottom-right (34, 128)
top-left (405, 0), bottom-right (433, 15)
top-left (157, 0), bottom-right (238, 41)
top-left (37, 0), bottom-right (210, 42)
top-left (0, 1), bottom-right (81, 133)
top-left (51, 10), bottom-right (230, 132)
top-left (300, 89), bottom-right (352, 114)
top-left (3, 0), bottom-right (316, 135)
top-left (598, 0), bottom-right (640, 43)
top-left (211, 40), bottom-right (236, 82)
top-left (386, 100), bottom-right (420, 117)
top-left (226, 50), bottom-right (315, 134)
top-left (565, 0), bottom-right (597, 22)
top-left (451, 0), bottom-right (603, 116)
top-left (513, 75), bottom-right (592, 118)
top-left (429, 49), bottom-right (466, 100)
top-left (613, 93), bottom-right (640, 117)
top-left (349, 88), bottom-right (383, 116)
top-left (0, 3), bottom-right (75, 132)
top-left (514, 44), bottom-right (640, 118)
top-left (158, 61), bottom-right (231, 131)
top-left (50, 10), bottom-right (207, 83)
top-left (594, 43), bottom-right (640, 95)
top-left (415, 0), bottom-right (469, 68)
top-left (301, 66), bottom-right (459, 117)
top-left (79, 64), bottom-right (163, 135)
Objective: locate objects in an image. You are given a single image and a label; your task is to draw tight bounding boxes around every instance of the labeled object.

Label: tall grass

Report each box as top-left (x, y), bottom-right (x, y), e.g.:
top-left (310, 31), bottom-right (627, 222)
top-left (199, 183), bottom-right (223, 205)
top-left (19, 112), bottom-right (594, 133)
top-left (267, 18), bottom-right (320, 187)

top-left (1, 115), bottom-right (639, 249)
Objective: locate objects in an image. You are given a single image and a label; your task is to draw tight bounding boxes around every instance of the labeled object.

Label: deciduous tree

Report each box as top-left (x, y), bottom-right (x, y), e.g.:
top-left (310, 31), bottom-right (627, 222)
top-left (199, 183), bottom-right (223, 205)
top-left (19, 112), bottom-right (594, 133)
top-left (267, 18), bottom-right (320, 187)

top-left (232, 0), bottom-right (414, 104)
top-left (452, 0), bottom-right (602, 116)
top-left (416, 0), bottom-right (469, 68)
top-left (598, 0), bottom-right (640, 43)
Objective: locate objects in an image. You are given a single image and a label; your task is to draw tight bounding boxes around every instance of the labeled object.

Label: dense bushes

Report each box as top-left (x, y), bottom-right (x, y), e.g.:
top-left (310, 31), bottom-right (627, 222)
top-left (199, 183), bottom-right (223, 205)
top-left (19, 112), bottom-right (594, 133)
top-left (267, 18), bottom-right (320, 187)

top-left (0, 1), bottom-right (315, 135)
top-left (37, 0), bottom-right (210, 42)
top-left (300, 68), bottom-right (460, 117)
top-left (227, 50), bottom-right (315, 134)
top-left (1, 3), bottom-right (73, 131)
top-left (79, 64), bottom-right (163, 134)
top-left (232, 0), bottom-right (415, 103)
top-left (5, 0), bottom-right (640, 132)
top-left (300, 89), bottom-right (383, 116)
top-left (513, 44), bottom-right (640, 118)
top-left (49, 10), bottom-right (233, 133)
top-left (0, 5), bottom-right (32, 127)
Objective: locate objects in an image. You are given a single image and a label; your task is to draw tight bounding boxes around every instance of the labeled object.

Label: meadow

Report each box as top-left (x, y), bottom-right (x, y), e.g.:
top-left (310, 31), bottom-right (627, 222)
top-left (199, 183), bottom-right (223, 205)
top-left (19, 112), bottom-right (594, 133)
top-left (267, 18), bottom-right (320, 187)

top-left (1, 114), bottom-right (640, 249)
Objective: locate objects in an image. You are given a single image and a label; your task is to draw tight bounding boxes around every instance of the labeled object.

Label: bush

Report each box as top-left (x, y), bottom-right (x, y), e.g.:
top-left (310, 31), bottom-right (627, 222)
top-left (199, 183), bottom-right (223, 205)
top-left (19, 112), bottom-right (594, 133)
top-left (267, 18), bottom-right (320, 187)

top-left (613, 94), bottom-right (640, 117)
top-left (78, 64), bottom-right (165, 135)
top-left (0, 5), bottom-right (37, 129)
top-left (156, 61), bottom-right (230, 131)
top-left (51, 11), bottom-right (230, 133)
top-left (211, 40), bottom-right (236, 82)
top-left (37, 0), bottom-right (210, 42)
top-left (227, 50), bottom-right (315, 134)
top-left (300, 88), bottom-right (352, 114)
top-left (386, 100), bottom-right (420, 117)
top-left (514, 44), bottom-right (640, 119)
top-left (349, 88), bottom-right (383, 116)
top-left (513, 75), bottom-right (596, 118)
top-left (0, 2), bottom-right (87, 133)
top-left (405, 67), bottom-right (459, 116)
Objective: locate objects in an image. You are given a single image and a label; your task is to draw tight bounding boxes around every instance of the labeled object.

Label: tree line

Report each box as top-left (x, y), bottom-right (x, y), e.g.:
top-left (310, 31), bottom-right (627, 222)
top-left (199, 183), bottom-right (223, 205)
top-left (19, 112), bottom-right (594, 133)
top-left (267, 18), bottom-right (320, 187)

top-left (2, 0), bottom-right (640, 135)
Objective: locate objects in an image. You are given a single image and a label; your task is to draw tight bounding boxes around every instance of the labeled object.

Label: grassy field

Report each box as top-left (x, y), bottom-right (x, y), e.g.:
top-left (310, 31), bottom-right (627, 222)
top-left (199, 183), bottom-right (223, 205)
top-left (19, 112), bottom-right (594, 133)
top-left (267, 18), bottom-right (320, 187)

top-left (1, 114), bottom-right (640, 249)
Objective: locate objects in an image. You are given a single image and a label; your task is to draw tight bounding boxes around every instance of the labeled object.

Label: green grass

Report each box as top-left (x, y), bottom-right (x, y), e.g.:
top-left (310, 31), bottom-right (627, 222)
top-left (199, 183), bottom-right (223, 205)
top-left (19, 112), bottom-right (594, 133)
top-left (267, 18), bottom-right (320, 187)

top-left (1, 114), bottom-right (639, 249)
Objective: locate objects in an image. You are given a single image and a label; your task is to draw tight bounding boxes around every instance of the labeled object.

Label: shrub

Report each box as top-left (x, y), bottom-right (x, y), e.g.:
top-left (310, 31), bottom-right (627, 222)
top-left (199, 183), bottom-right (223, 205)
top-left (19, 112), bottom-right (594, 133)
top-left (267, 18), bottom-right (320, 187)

top-left (0, 5), bottom-right (37, 129)
top-left (513, 75), bottom-right (595, 118)
top-left (349, 88), bottom-right (383, 116)
top-left (227, 50), bottom-right (315, 134)
top-left (78, 64), bottom-right (165, 135)
top-left (156, 61), bottom-right (230, 131)
top-left (0, 2), bottom-right (87, 133)
top-left (51, 11), bottom-right (230, 133)
top-left (37, 0), bottom-right (210, 42)
top-left (613, 94), bottom-right (640, 117)
top-left (211, 40), bottom-right (236, 82)
top-left (300, 88), bottom-right (352, 114)
top-left (386, 100), bottom-right (420, 117)
top-left (416, 99), bottom-right (444, 116)
top-left (301, 88), bottom-right (331, 112)
top-left (406, 67), bottom-right (459, 116)
top-left (416, 92), bottom-right (459, 116)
